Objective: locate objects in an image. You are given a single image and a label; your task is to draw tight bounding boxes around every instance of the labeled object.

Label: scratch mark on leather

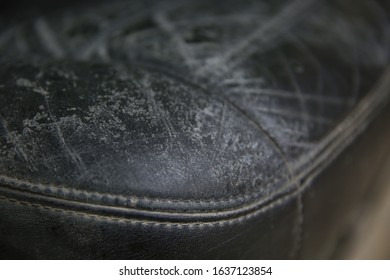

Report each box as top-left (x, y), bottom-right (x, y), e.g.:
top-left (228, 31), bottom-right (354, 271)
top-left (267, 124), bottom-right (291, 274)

top-left (140, 74), bottom-right (189, 158)
top-left (255, 106), bottom-right (332, 125)
top-left (200, 0), bottom-right (318, 76)
top-left (154, 12), bottom-right (195, 67)
top-left (35, 87), bottom-right (86, 173)
top-left (175, 13), bottom-right (260, 26)
top-left (209, 102), bottom-right (227, 165)
top-left (35, 18), bottom-right (65, 59)
top-left (74, 7), bottom-right (144, 62)
top-left (219, 94), bottom-right (293, 178)
top-left (291, 36), bottom-right (326, 115)
top-left (349, 44), bottom-right (361, 107)
top-left (222, 78), bottom-right (266, 86)
top-left (227, 86), bottom-right (342, 105)
top-left (145, 82), bottom-right (176, 142)
top-left (204, 230), bottom-right (246, 253)
top-left (215, 102), bottom-right (227, 143)
top-left (77, 33), bottom-right (107, 61)
top-left (280, 51), bottom-right (309, 126)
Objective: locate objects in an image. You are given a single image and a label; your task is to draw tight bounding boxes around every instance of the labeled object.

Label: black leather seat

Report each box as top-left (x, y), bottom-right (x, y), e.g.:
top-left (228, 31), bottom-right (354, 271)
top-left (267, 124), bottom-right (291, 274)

top-left (0, 0), bottom-right (389, 259)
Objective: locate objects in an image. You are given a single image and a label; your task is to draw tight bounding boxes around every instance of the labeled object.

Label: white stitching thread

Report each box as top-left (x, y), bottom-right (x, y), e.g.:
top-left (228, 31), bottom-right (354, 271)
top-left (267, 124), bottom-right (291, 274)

top-left (0, 190), bottom-right (296, 227)
top-left (0, 174), bottom-right (284, 204)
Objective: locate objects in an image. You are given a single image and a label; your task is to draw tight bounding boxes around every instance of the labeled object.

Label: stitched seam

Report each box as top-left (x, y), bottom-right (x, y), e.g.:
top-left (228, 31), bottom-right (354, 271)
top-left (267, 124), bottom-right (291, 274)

top-left (0, 173), bottom-right (285, 205)
top-left (0, 189), bottom-right (296, 227)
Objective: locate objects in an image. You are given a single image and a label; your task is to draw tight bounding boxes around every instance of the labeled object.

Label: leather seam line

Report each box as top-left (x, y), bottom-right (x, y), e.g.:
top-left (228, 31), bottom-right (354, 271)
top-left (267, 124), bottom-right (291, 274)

top-left (0, 173), bottom-right (284, 205)
top-left (0, 187), bottom-right (297, 226)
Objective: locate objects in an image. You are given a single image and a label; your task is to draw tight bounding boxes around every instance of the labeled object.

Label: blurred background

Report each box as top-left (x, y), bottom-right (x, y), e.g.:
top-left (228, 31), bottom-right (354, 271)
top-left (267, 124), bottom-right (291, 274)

top-left (335, 152), bottom-right (390, 259)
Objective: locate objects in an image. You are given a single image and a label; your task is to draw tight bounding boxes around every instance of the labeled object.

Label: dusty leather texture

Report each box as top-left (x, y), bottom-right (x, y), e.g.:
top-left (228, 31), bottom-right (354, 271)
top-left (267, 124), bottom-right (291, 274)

top-left (0, 0), bottom-right (389, 259)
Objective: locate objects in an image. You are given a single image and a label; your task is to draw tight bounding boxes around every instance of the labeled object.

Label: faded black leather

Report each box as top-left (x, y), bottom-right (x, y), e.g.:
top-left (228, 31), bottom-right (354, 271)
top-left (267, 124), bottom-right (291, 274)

top-left (0, 0), bottom-right (389, 259)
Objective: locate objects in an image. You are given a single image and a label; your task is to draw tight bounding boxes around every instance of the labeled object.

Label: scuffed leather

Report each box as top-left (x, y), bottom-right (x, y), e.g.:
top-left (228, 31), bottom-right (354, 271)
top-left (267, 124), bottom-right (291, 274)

top-left (0, 0), bottom-right (389, 259)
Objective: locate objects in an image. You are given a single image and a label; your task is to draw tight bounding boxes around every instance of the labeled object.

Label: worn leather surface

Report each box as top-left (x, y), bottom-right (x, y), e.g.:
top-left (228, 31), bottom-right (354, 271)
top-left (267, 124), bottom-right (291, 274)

top-left (0, 0), bottom-right (389, 259)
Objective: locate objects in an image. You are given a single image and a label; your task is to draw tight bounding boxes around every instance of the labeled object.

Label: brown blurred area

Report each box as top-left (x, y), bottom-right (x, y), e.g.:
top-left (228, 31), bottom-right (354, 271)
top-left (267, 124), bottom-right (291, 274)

top-left (335, 152), bottom-right (390, 259)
